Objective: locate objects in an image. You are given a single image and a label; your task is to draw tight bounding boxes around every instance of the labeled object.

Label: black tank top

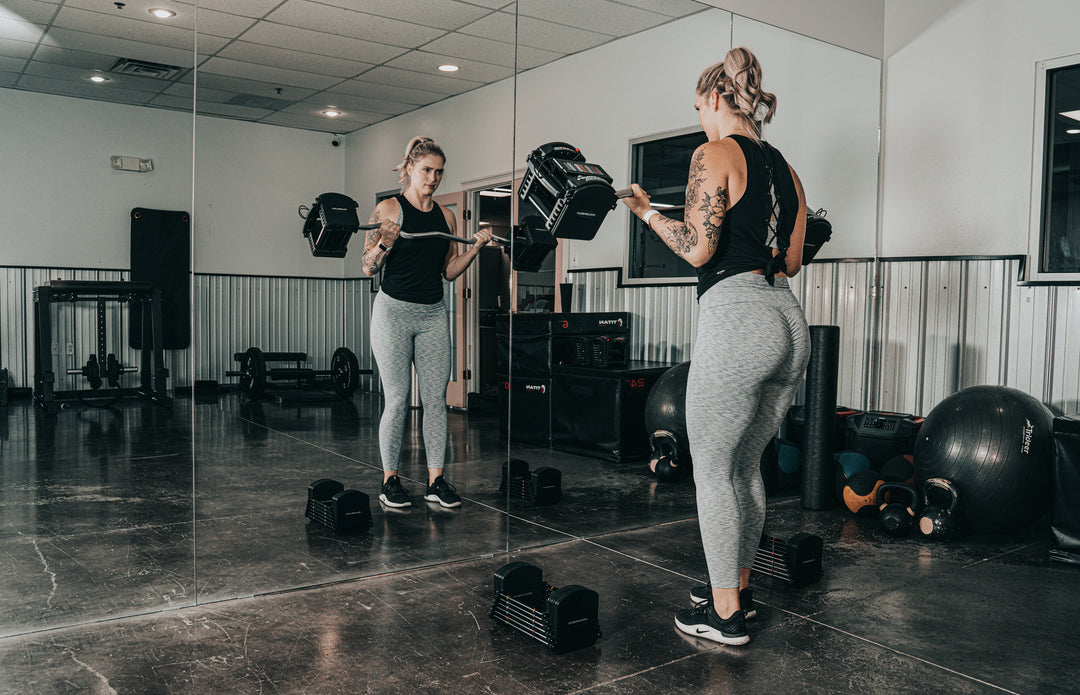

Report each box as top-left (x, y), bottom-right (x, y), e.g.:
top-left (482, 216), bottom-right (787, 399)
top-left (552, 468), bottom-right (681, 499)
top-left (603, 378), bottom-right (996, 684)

top-left (695, 135), bottom-right (796, 298)
top-left (380, 194), bottom-right (452, 304)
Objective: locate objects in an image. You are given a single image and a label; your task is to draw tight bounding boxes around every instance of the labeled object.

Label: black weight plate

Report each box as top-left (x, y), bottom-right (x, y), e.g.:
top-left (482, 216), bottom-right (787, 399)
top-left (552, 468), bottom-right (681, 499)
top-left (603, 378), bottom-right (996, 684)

top-left (331, 347), bottom-right (360, 397)
top-left (106, 353), bottom-right (121, 388)
top-left (86, 355), bottom-right (102, 390)
top-left (239, 347), bottom-right (266, 399)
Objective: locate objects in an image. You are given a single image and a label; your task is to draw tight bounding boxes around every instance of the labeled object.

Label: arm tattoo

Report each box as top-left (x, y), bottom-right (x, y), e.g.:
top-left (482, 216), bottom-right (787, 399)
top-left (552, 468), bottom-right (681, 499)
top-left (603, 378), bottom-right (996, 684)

top-left (649, 149), bottom-right (728, 260)
top-left (361, 209), bottom-right (387, 276)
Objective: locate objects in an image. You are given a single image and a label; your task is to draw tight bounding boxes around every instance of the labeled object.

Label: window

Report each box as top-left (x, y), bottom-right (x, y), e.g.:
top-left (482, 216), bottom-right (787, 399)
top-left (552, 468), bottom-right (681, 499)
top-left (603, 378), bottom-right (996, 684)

top-left (1028, 55), bottom-right (1080, 282)
top-left (625, 129), bottom-right (707, 282)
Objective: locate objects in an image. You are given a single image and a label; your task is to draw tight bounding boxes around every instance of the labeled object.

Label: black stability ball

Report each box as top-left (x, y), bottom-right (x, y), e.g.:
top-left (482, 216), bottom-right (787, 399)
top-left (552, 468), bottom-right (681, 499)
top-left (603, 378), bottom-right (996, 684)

top-left (644, 362), bottom-right (690, 458)
top-left (913, 385), bottom-right (1054, 534)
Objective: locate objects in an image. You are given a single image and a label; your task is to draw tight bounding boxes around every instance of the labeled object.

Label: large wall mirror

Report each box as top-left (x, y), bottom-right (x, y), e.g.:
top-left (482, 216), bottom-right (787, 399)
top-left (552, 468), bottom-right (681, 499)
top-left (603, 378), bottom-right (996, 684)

top-left (504, 3), bottom-right (882, 554)
top-left (190, 0), bottom-right (521, 602)
top-left (0, 0), bottom-right (196, 635)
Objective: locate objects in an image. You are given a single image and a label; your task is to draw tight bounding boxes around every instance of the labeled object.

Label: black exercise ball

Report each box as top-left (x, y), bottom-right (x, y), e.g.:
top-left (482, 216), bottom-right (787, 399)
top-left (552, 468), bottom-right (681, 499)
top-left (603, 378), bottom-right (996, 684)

top-left (914, 385), bottom-right (1054, 534)
top-left (645, 362), bottom-right (690, 460)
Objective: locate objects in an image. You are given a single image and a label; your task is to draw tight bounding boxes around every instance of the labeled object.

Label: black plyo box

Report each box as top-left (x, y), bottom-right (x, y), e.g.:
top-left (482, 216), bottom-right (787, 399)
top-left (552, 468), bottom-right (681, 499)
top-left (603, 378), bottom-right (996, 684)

top-left (551, 361), bottom-right (672, 461)
top-left (499, 376), bottom-right (552, 446)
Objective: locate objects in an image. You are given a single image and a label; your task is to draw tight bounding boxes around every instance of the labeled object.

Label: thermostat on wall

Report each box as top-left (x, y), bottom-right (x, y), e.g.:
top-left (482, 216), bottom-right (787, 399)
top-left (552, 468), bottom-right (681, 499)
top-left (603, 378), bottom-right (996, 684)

top-left (110, 155), bottom-right (153, 172)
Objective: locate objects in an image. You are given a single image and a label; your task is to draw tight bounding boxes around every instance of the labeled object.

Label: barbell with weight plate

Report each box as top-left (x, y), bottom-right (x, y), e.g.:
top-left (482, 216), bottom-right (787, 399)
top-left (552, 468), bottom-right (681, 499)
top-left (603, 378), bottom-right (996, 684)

top-left (66, 353), bottom-right (138, 390)
top-left (226, 346), bottom-right (362, 399)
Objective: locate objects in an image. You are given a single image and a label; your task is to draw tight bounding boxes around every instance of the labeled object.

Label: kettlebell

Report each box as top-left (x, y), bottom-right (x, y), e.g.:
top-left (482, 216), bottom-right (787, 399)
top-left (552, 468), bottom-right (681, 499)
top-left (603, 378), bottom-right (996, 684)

top-left (917, 478), bottom-right (959, 539)
top-left (876, 482), bottom-right (920, 536)
top-left (650, 431), bottom-right (688, 482)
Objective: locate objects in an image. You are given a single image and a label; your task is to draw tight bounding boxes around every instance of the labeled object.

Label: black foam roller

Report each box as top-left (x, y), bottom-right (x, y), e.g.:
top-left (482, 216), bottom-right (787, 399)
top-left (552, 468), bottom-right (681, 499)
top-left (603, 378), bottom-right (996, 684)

top-left (802, 325), bottom-right (840, 510)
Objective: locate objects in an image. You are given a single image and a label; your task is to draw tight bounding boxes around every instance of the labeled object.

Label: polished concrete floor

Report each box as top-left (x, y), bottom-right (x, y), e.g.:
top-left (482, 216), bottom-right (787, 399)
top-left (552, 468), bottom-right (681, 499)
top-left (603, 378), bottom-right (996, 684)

top-left (0, 391), bottom-right (1077, 694)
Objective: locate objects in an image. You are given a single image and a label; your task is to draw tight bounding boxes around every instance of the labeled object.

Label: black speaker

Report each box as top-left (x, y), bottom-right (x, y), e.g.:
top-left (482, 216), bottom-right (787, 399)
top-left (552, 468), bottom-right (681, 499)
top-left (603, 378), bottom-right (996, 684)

top-left (129, 207), bottom-right (190, 349)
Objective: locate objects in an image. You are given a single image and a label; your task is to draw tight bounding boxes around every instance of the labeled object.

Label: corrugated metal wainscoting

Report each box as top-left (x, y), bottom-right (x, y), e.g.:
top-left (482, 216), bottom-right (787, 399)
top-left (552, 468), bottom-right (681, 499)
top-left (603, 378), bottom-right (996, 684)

top-left (0, 269), bottom-right (377, 395)
top-left (569, 259), bottom-right (1080, 417)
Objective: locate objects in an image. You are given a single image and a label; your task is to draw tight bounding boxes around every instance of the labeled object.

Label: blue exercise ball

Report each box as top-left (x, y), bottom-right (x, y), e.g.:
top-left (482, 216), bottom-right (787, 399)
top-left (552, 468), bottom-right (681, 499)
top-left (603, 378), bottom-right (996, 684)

top-left (913, 385), bottom-right (1053, 533)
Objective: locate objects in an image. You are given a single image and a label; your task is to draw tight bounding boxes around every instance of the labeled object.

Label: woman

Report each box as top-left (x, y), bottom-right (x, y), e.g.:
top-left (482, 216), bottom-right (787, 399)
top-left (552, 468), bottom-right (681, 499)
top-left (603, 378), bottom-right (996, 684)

top-left (621, 48), bottom-right (811, 646)
top-left (361, 136), bottom-right (492, 509)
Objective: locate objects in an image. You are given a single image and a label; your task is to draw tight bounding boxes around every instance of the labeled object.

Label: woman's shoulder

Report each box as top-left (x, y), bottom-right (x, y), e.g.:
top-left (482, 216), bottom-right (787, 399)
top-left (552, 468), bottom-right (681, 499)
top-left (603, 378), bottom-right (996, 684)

top-left (375, 195), bottom-right (402, 220)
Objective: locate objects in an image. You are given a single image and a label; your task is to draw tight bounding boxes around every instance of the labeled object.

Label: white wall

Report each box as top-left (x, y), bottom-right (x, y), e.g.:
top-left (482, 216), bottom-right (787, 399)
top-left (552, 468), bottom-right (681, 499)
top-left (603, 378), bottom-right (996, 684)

top-left (0, 88), bottom-right (193, 269)
top-left (342, 80), bottom-right (515, 277)
top-left (511, 9), bottom-right (880, 270)
top-left (193, 116), bottom-right (345, 278)
top-left (702, 0), bottom-right (885, 59)
top-left (880, 0), bottom-right (1080, 257)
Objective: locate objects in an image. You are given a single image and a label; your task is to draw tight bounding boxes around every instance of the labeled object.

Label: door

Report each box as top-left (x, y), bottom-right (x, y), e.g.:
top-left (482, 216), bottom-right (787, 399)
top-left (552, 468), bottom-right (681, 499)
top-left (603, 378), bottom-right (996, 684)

top-left (433, 190), bottom-right (470, 409)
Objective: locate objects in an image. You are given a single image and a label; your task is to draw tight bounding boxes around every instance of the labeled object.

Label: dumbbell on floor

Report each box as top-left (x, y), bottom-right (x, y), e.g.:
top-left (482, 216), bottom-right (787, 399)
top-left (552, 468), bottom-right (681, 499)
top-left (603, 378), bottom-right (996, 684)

top-left (305, 478), bottom-right (372, 534)
top-left (499, 459), bottom-right (562, 505)
top-left (489, 561), bottom-right (601, 653)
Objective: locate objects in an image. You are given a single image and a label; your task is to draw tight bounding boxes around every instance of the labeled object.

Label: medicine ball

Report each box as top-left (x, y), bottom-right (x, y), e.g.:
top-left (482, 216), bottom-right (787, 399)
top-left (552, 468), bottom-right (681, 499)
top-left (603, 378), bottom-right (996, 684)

top-left (645, 362), bottom-right (690, 461)
top-left (914, 385), bottom-right (1054, 534)
top-left (880, 454), bottom-right (916, 485)
top-left (833, 450), bottom-right (872, 503)
top-left (842, 469), bottom-right (884, 515)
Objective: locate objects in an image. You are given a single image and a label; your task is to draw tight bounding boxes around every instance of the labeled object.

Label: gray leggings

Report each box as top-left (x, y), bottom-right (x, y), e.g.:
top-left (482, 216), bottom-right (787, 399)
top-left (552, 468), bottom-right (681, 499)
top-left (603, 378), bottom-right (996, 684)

top-left (370, 292), bottom-right (450, 472)
top-left (687, 273), bottom-right (810, 589)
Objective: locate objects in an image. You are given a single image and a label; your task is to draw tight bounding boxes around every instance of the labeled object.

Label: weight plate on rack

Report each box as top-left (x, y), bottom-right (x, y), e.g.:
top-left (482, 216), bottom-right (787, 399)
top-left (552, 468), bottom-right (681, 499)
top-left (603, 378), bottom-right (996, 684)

top-left (330, 347), bottom-right (360, 397)
top-left (238, 347), bottom-right (266, 399)
top-left (106, 353), bottom-right (121, 388)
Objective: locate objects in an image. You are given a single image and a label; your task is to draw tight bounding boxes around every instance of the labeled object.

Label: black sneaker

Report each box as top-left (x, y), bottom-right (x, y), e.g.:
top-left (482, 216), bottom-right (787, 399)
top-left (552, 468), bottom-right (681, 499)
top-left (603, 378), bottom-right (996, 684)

top-left (674, 605), bottom-right (749, 646)
top-left (424, 475), bottom-right (461, 508)
top-left (689, 585), bottom-right (757, 620)
top-left (379, 475), bottom-right (412, 508)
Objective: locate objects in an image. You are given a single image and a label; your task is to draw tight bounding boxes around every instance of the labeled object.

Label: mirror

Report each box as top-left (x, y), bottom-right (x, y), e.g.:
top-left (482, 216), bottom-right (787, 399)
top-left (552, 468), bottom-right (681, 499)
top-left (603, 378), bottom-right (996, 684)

top-left (505, 5), bottom-right (883, 550)
top-left (0, 0), bottom-right (196, 635)
top-left (191, 0), bottom-right (521, 601)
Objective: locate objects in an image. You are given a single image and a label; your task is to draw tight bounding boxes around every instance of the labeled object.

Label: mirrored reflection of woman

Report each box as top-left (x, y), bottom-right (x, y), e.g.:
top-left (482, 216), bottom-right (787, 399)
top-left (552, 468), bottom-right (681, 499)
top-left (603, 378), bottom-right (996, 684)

top-left (361, 136), bottom-right (492, 510)
top-left (622, 48), bottom-right (811, 646)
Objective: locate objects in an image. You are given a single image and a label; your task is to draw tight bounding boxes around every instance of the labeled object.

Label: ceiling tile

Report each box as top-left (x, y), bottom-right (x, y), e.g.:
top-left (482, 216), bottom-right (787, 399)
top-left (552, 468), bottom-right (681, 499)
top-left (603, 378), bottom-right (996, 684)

top-left (238, 21), bottom-right (407, 65)
top-left (0, 36), bottom-right (37, 59)
top-left (197, 56), bottom-right (344, 90)
top-left (265, 0), bottom-right (446, 48)
top-left (145, 93), bottom-right (194, 110)
top-left (176, 71), bottom-right (319, 103)
top-left (0, 54), bottom-right (26, 72)
top-left (0, 70), bottom-right (18, 87)
top-left (160, 81), bottom-right (234, 104)
top-left (24, 59), bottom-right (169, 92)
top-left (386, 50), bottom-right (513, 83)
top-left (333, 78), bottom-right (444, 106)
top-left (16, 73), bottom-right (153, 104)
top-left (356, 64), bottom-right (483, 96)
top-left (419, 32), bottom-right (516, 68)
top-left (62, 1), bottom-right (256, 38)
top-left (318, 0), bottom-right (494, 31)
top-left (259, 110), bottom-right (383, 133)
top-left (52, 7), bottom-right (195, 52)
top-left (32, 45), bottom-right (120, 71)
top-left (516, 0), bottom-right (668, 35)
top-left (0, 15), bottom-right (45, 43)
top-left (173, 0), bottom-right (284, 19)
top-left (0, 0), bottom-right (59, 24)
top-left (463, 11), bottom-right (613, 54)
top-left (461, 0), bottom-right (514, 8)
top-left (618, 0), bottom-right (707, 18)
top-left (279, 101), bottom-right (385, 124)
top-left (300, 91), bottom-right (415, 116)
top-left (42, 27), bottom-right (200, 68)
top-left (216, 41), bottom-right (374, 79)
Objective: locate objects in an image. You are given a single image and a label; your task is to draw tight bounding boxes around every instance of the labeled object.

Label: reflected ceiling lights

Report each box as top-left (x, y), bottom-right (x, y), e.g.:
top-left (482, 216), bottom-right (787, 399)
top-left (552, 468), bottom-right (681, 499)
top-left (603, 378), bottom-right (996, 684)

top-left (323, 109), bottom-right (342, 117)
top-left (438, 64), bottom-right (459, 73)
top-left (88, 74), bottom-right (109, 83)
top-left (1067, 129), bottom-right (1080, 135)
top-left (148, 8), bottom-right (176, 19)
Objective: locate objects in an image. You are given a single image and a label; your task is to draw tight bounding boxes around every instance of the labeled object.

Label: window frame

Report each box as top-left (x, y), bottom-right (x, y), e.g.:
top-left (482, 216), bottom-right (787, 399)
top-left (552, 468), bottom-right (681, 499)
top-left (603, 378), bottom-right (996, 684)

top-left (1026, 52), bottom-right (1080, 284)
top-left (621, 125), bottom-right (705, 287)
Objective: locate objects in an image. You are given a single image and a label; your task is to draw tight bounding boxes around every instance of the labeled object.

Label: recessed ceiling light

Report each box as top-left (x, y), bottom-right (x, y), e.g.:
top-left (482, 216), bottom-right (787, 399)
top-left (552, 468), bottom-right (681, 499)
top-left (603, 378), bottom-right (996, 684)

top-left (323, 109), bottom-right (342, 118)
top-left (149, 8), bottom-right (176, 19)
top-left (438, 64), bottom-right (459, 73)
top-left (88, 74), bottom-right (109, 83)
top-left (1067, 129), bottom-right (1080, 135)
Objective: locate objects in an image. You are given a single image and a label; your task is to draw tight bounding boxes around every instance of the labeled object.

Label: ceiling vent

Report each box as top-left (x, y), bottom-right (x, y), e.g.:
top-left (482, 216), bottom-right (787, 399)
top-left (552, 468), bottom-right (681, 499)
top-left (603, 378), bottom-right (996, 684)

top-left (224, 93), bottom-right (295, 110)
top-left (108, 57), bottom-right (183, 80)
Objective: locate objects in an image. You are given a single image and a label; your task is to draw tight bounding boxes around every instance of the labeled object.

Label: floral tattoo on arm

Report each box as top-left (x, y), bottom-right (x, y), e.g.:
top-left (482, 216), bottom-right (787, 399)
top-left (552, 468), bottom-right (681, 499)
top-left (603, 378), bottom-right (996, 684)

top-left (361, 209), bottom-right (388, 276)
top-left (652, 148), bottom-right (727, 260)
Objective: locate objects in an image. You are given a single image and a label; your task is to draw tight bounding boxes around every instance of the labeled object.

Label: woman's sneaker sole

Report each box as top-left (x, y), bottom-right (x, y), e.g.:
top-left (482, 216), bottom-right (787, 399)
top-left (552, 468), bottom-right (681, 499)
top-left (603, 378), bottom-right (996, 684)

top-left (379, 494), bottom-right (411, 508)
top-left (674, 614), bottom-right (750, 646)
top-left (423, 493), bottom-right (461, 508)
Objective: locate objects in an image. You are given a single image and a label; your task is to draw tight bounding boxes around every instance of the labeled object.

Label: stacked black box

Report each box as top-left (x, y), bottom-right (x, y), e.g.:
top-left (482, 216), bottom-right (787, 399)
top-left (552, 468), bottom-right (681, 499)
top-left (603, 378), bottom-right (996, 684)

top-left (551, 361), bottom-right (671, 461)
top-left (551, 312), bottom-right (630, 368)
top-left (499, 376), bottom-right (553, 447)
